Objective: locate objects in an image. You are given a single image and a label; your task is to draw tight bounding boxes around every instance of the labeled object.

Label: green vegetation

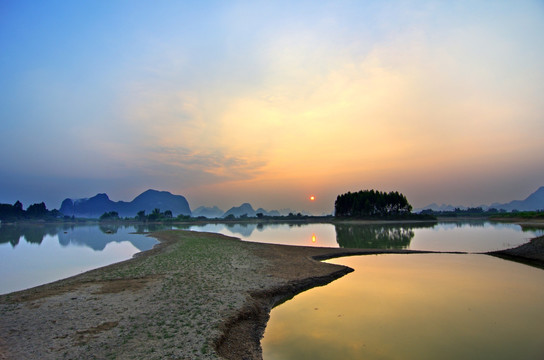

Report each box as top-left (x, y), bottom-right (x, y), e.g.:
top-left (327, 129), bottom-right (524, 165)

top-left (99, 211), bottom-right (120, 220)
top-left (334, 190), bottom-right (417, 219)
top-left (490, 210), bottom-right (544, 220)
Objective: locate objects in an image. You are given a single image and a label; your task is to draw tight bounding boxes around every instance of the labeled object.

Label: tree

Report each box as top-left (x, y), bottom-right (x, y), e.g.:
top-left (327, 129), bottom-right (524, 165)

top-left (0, 201), bottom-right (25, 220)
top-left (147, 208), bottom-right (162, 221)
top-left (137, 210), bottom-right (146, 221)
top-left (26, 202), bottom-right (48, 218)
top-left (164, 210), bottom-right (173, 218)
top-left (335, 189), bottom-right (412, 218)
top-left (99, 211), bottom-right (120, 220)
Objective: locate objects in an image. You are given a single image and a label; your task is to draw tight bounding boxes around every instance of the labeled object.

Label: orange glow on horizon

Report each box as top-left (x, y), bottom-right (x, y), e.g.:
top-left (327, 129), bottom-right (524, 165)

top-left (312, 234), bottom-right (317, 243)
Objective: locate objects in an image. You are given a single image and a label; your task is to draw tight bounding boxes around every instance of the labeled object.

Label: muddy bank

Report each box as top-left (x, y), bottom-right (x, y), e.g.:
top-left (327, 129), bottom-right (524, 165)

top-left (487, 235), bottom-right (544, 269)
top-left (0, 230), bottom-right (442, 360)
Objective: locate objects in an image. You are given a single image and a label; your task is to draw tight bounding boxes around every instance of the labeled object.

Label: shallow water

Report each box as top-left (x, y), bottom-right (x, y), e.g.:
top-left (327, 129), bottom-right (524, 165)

top-left (0, 224), bottom-right (159, 294)
top-left (262, 254), bottom-right (544, 360)
top-left (1, 221), bottom-right (542, 294)
top-left (189, 221), bottom-right (543, 252)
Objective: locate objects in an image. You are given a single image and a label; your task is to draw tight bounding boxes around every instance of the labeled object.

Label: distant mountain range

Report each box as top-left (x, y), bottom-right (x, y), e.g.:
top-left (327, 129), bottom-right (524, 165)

top-left (192, 206), bottom-right (225, 218)
top-left (489, 186), bottom-right (544, 211)
top-left (59, 189), bottom-right (191, 218)
top-left (58, 189), bottom-right (290, 219)
top-left (416, 186), bottom-right (544, 213)
top-left (59, 186), bottom-right (544, 220)
top-left (222, 203), bottom-right (281, 218)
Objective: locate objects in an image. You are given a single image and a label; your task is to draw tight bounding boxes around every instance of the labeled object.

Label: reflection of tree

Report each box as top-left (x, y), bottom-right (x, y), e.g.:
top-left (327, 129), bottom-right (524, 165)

top-left (99, 224), bottom-right (119, 234)
top-left (134, 224), bottom-right (176, 233)
top-left (0, 224), bottom-right (59, 247)
top-left (335, 222), bottom-right (436, 249)
top-left (0, 224), bottom-right (158, 252)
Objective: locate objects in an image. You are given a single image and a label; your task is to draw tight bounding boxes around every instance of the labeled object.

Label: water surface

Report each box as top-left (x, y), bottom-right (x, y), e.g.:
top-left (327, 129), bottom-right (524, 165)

top-left (263, 254), bottom-right (544, 360)
top-left (189, 221), bottom-right (542, 252)
top-left (0, 224), bottom-right (159, 294)
top-left (1, 221), bottom-right (542, 295)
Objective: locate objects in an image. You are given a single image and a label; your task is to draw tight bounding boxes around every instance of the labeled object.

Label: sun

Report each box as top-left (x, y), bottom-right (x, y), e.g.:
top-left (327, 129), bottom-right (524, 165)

top-left (309, 195), bottom-right (315, 201)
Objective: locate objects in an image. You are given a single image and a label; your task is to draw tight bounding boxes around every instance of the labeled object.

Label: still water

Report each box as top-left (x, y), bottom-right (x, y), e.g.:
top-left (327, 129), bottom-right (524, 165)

top-left (0, 224), bottom-right (159, 295)
top-left (1, 221), bottom-right (542, 295)
top-left (263, 254), bottom-right (544, 360)
top-left (188, 221), bottom-right (543, 252)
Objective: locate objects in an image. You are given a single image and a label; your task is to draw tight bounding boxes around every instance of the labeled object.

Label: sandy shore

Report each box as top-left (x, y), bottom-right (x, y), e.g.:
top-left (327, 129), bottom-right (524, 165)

top-left (1, 228), bottom-right (543, 359)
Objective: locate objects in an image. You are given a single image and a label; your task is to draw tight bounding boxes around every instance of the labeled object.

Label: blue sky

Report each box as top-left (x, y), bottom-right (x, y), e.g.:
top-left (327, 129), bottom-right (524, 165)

top-left (1, 1), bottom-right (543, 213)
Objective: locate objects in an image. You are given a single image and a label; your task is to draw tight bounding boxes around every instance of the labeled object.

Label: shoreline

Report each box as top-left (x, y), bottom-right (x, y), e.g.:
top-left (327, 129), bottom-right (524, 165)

top-left (1, 228), bottom-right (543, 359)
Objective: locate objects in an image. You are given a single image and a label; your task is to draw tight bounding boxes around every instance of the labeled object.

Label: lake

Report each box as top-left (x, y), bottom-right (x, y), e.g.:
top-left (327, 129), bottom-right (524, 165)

top-left (188, 220), bottom-right (542, 252)
top-left (1, 221), bottom-right (542, 295)
top-left (2, 221), bottom-right (544, 358)
top-left (0, 223), bottom-right (159, 295)
top-left (262, 254), bottom-right (544, 360)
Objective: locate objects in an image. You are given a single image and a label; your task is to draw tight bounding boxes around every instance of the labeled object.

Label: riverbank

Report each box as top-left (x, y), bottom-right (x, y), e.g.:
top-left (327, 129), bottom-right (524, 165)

top-left (488, 235), bottom-right (544, 269)
top-left (1, 230), bottom-right (438, 360)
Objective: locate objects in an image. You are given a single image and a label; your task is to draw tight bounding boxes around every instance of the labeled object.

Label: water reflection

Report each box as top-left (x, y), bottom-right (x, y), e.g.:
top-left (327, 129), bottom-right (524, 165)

top-left (0, 224), bottom-right (162, 294)
top-left (188, 221), bottom-right (544, 252)
top-left (263, 254), bottom-right (544, 360)
top-left (225, 223), bottom-right (257, 237)
top-left (335, 222), bottom-right (435, 249)
top-left (0, 224), bottom-right (160, 251)
top-left (0, 224), bottom-right (60, 246)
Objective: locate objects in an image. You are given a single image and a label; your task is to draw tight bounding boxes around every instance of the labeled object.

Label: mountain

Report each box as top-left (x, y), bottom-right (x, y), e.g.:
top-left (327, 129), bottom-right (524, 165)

top-left (490, 186), bottom-right (544, 211)
top-left (221, 203), bottom-right (283, 218)
top-left (223, 203), bottom-right (257, 218)
top-left (415, 186), bottom-right (544, 213)
top-left (192, 206), bottom-right (224, 218)
top-left (59, 189), bottom-right (191, 218)
top-left (257, 208), bottom-right (281, 216)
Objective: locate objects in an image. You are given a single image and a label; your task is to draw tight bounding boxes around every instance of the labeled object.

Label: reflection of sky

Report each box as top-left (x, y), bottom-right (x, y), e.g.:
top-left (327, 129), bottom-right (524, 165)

top-left (0, 225), bottom-right (159, 295)
top-left (57, 226), bottom-right (158, 251)
top-left (0, 235), bottom-right (140, 295)
top-left (263, 254), bottom-right (544, 360)
top-left (190, 221), bottom-right (544, 252)
top-left (411, 222), bottom-right (543, 252)
top-left (2, 222), bottom-right (543, 294)
top-left (189, 223), bottom-right (339, 247)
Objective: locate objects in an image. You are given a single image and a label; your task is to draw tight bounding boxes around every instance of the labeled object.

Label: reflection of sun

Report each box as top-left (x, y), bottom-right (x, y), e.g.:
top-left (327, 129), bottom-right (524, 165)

top-left (310, 195), bottom-right (315, 201)
top-left (312, 234), bottom-right (317, 243)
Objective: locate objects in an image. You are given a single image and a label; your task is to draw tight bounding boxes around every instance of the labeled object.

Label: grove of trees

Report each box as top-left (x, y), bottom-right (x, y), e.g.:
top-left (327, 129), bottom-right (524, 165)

top-left (335, 190), bottom-right (413, 218)
top-left (0, 201), bottom-right (60, 221)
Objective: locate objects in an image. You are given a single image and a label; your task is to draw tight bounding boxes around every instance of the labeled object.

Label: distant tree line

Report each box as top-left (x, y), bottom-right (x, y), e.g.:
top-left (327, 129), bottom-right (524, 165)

top-left (0, 201), bottom-right (61, 221)
top-left (419, 207), bottom-right (507, 218)
top-left (335, 190), bottom-right (413, 218)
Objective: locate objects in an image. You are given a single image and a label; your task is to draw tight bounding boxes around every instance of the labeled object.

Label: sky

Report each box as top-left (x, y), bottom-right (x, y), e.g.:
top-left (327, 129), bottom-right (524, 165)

top-left (1, 0), bottom-right (543, 214)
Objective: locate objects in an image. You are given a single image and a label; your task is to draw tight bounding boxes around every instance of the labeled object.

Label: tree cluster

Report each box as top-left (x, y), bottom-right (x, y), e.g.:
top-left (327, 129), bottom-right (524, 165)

top-left (135, 208), bottom-right (176, 222)
top-left (0, 201), bottom-right (60, 221)
top-left (99, 211), bottom-right (120, 220)
top-left (419, 207), bottom-right (506, 218)
top-left (335, 190), bottom-right (412, 218)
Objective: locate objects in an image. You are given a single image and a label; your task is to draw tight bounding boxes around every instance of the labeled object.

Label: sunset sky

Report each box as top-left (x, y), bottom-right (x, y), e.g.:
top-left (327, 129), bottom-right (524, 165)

top-left (1, 1), bottom-right (543, 214)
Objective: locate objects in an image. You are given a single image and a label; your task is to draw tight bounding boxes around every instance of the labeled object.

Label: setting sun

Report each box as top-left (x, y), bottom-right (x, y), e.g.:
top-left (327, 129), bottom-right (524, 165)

top-left (310, 195), bottom-right (315, 201)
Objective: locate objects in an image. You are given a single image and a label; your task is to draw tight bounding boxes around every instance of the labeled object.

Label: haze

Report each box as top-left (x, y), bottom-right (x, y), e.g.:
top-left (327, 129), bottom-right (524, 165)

top-left (1, 1), bottom-right (543, 214)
